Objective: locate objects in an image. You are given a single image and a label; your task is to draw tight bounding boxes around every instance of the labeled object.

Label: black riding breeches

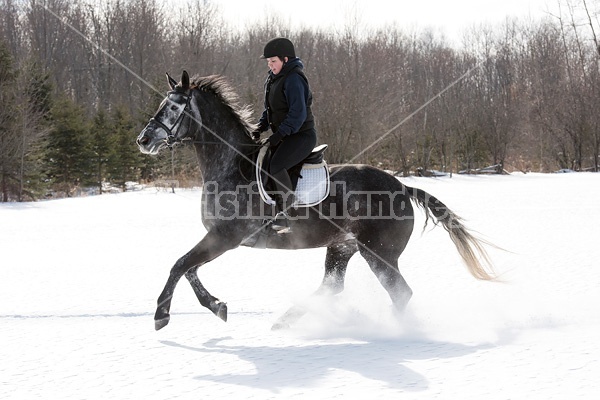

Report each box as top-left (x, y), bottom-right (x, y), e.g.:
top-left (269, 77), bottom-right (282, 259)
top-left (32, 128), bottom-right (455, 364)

top-left (269, 128), bottom-right (317, 175)
top-left (269, 128), bottom-right (317, 210)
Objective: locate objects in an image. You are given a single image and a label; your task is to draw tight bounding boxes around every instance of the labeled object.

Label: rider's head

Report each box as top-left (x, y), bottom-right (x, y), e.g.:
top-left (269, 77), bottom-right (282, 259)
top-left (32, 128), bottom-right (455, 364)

top-left (261, 37), bottom-right (296, 60)
top-left (261, 38), bottom-right (296, 75)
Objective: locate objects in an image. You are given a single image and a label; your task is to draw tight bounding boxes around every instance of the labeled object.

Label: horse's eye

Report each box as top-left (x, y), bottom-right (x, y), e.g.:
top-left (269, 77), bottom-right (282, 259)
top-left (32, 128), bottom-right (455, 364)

top-left (171, 105), bottom-right (179, 111)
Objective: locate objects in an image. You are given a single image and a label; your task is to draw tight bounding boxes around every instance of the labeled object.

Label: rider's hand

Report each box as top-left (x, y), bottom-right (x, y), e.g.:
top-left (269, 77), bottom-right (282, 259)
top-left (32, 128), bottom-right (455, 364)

top-left (251, 129), bottom-right (262, 141)
top-left (267, 132), bottom-right (283, 147)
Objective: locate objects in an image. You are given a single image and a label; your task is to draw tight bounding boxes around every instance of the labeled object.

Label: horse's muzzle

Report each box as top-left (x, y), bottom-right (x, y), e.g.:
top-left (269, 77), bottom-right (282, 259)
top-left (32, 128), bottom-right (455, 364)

top-left (136, 132), bottom-right (164, 155)
top-left (136, 134), bottom-right (153, 154)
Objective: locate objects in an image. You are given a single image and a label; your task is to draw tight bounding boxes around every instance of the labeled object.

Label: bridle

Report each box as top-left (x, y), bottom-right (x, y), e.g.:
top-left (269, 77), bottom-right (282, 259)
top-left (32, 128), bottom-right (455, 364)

top-left (149, 89), bottom-right (193, 148)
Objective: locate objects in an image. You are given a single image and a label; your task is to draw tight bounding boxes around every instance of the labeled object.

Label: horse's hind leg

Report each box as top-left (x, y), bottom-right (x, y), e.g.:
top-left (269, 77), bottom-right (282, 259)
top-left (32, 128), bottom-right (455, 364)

top-left (359, 245), bottom-right (412, 313)
top-left (272, 241), bottom-right (358, 330)
top-left (316, 241), bottom-right (358, 295)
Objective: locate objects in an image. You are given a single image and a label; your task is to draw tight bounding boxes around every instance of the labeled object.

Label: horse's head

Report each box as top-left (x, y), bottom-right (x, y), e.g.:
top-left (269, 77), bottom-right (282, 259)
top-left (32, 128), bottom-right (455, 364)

top-left (137, 71), bottom-right (195, 155)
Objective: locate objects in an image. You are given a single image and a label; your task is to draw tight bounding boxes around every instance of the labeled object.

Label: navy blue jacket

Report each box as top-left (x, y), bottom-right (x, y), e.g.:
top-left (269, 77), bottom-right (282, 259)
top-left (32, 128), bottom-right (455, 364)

top-left (258, 58), bottom-right (315, 136)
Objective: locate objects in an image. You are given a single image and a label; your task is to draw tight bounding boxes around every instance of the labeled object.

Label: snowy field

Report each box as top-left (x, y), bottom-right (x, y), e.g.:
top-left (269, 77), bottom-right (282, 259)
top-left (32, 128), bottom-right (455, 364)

top-left (1, 172), bottom-right (599, 399)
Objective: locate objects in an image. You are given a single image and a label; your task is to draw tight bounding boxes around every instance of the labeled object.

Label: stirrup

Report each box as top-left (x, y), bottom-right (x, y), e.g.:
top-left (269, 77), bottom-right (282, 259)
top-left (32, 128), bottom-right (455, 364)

top-left (271, 211), bottom-right (292, 234)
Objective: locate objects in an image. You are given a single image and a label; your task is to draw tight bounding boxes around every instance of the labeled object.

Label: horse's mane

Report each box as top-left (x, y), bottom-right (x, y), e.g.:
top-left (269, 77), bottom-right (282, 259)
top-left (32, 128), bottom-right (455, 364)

top-left (190, 74), bottom-right (257, 134)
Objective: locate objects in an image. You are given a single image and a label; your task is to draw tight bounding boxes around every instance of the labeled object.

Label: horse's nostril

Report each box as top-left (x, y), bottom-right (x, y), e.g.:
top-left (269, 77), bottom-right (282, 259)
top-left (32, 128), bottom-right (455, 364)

top-left (138, 136), bottom-right (150, 146)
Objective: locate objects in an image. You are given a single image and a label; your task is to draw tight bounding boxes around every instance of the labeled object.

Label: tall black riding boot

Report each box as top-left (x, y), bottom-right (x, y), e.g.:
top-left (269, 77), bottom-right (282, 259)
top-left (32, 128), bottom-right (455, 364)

top-left (271, 168), bottom-right (295, 234)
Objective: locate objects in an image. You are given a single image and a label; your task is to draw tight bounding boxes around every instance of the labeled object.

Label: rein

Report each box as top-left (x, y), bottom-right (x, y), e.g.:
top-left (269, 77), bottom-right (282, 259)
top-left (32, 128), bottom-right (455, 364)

top-left (182, 139), bottom-right (262, 147)
top-left (180, 138), bottom-right (262, 183)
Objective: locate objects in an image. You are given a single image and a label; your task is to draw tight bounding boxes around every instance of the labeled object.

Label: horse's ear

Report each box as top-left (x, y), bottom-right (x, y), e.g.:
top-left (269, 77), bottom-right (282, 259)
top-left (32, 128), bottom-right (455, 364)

top-left (166, 72), bottom-right (178, 90)
top-left (181, 70), bottom-right (190, 90)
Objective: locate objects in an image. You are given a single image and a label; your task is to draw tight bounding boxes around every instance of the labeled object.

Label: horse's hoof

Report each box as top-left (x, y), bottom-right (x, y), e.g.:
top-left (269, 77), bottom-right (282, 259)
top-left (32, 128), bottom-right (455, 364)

top-left (212, 301), bottom-right (227, 322)
top-left (155, 316), bottom-right (170, 331)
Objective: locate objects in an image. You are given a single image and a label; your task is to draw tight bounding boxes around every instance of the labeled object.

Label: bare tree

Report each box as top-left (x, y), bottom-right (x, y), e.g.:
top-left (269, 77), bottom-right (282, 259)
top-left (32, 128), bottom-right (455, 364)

top-left (581, 0), bottom-right (600, 170)
top-left (174, 0), bottom-right (222, 73)
top-left (548, 0), bottom-right (600, 170)
top-left (0, 0), bottom-right (22, 57)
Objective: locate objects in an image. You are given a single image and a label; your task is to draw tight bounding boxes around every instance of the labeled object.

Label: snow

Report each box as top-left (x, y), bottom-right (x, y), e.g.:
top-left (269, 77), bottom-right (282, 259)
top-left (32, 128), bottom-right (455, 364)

top-left (1, 172), bottom-right (599, 399)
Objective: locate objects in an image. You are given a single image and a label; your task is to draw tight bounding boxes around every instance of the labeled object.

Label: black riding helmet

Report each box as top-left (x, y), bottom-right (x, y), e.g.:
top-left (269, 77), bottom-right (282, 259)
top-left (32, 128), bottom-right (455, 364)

top-left (261, 37), bottom-right (296, 59)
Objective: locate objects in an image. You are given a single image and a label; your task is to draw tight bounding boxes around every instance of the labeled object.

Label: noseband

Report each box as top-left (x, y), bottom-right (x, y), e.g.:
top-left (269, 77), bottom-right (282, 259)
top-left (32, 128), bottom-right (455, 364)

top-left (149, 90), bottom-right (193, 148)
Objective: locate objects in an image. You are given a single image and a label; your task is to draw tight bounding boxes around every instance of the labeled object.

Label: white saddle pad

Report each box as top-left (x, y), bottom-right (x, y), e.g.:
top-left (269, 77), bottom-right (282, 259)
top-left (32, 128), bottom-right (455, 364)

top-left (255, 145), bottom-right (330, 207)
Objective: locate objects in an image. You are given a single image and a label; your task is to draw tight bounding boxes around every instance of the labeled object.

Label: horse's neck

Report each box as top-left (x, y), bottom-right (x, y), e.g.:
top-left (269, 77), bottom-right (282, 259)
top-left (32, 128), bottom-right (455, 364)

top-left (190, 89), bottom-right (255, 184)
top-left (195, 143), bottom-right (244, 184)
top-left (193, 123), bottom-right (252, 186)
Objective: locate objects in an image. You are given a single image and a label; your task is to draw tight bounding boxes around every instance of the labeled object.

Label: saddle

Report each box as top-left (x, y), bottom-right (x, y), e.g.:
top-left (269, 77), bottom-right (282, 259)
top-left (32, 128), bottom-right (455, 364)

top-left (256, 144), bottom-right (330, 207)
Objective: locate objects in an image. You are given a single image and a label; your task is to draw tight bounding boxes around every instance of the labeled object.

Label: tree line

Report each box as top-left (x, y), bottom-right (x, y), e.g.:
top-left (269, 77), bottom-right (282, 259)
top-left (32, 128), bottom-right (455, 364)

top-left (1, 0), bottom-right (599, 202)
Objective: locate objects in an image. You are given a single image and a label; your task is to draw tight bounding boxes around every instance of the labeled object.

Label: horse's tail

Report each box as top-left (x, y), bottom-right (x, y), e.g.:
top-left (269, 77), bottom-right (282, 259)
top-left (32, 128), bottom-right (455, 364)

top-left (407, 186), bottom-right (496, 281)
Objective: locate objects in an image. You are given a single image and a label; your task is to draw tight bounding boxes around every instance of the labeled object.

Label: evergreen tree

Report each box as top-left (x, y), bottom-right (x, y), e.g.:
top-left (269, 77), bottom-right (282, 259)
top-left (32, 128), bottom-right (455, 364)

top-left (90, 108), bottom-right (113, 193)
top-left (0, 41), bottom-right (53, 201)
top-left (108, 105), bottom-right (144, 190)
top-left (44, 95), bottom-right (92, 196)
top-left (0, 39), bottom-right (17, 201)
top-left (16, 58), bottom-right (53, 201)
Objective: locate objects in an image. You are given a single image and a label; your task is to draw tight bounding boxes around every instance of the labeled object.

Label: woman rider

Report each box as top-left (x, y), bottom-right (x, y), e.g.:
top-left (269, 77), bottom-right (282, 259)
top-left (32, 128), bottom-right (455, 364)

top-left (253, 38), bottom-right (318, 233)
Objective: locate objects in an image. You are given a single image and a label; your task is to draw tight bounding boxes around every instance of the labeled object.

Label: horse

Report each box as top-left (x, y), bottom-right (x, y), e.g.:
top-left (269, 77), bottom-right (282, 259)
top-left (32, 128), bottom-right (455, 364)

top-left (136, 71), bottom-right (495, 331)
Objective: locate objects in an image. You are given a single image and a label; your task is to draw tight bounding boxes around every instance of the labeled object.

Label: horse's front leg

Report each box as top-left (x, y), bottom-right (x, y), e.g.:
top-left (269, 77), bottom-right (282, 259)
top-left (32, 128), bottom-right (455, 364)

top-left (185, 266), bottom-right (228, 322)
top-left (154, 230), bottom-right (237, 331)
